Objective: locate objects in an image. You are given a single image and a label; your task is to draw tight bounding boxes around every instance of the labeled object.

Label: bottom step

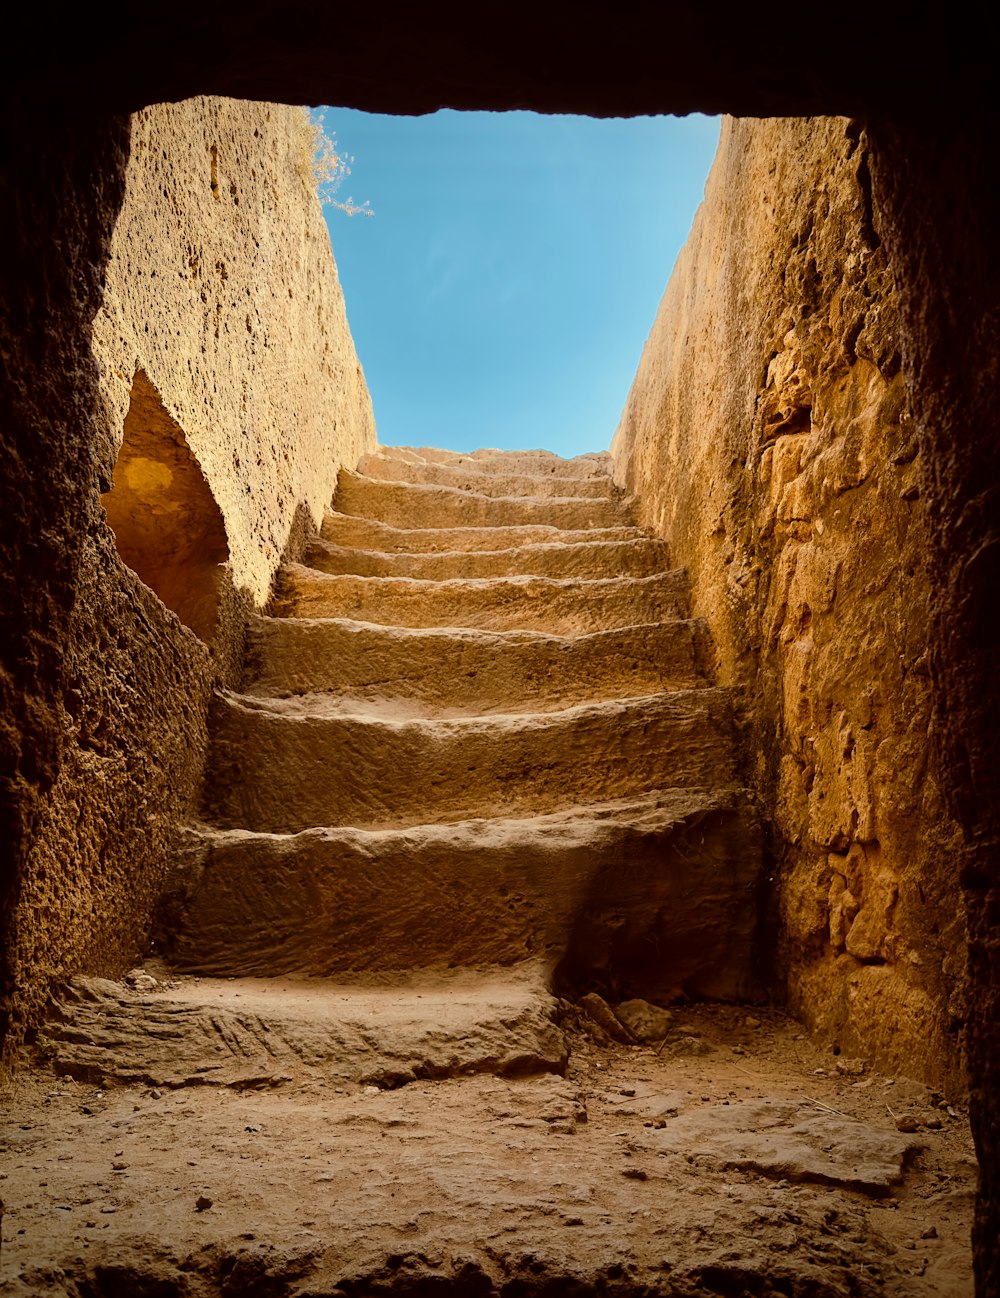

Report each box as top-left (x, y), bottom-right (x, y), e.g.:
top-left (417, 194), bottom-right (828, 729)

top-left (42, 964), bottom-right (565, 1090)
top-left (161, 790), bottom-right (760, 1001)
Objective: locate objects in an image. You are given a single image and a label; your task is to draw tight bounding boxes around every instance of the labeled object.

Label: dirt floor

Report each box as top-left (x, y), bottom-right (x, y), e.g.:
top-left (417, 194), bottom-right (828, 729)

top-left (0, 975), bottom-right (976, 1297)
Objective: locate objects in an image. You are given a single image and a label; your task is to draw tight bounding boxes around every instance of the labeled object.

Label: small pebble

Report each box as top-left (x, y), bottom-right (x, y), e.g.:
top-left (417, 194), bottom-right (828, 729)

top-left (622, 1168), bottom-right (648, 1181)
top-left (744, 1016), bottom-right (761, 1029)
top-left (921, 1225), bottom-right (938, 1240)
top-left (195, 1196), bottom-right (213, 1212)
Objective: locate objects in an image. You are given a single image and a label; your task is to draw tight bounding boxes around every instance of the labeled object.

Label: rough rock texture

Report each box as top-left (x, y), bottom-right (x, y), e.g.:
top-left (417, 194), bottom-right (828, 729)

top-left (178, 446), bottom-right (761, 1002)
top-left (42, 968), bottom-right (568, 1090)
top-left (93, 98), bottom-right (375, 607)
top-left (3, 27), bottom-right (998, 1287)
top-left (0, 98), bottom-right (373, 1069)
top-left (612, 118), bottom-right (966, 1096)
top-left (2, 1003), bottom-right (976, 1297)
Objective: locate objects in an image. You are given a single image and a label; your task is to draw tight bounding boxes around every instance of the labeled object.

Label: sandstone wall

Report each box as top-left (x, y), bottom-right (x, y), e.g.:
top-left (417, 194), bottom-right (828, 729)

top-left (4, 97), bottom-right (375, 1060)
top-left (92, 98), bottom-right (375, 607)
top-left (612, 117), bottom-right (966, 1093)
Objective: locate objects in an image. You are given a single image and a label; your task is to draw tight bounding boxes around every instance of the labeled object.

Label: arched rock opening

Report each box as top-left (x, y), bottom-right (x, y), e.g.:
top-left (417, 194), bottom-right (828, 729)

top-left (101, 369), bottom-right (229, 642)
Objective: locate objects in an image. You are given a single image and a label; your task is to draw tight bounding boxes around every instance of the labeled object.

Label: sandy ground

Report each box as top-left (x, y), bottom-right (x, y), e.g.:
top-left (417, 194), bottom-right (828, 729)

top-left (0, 985), bottom-right (976, 1297)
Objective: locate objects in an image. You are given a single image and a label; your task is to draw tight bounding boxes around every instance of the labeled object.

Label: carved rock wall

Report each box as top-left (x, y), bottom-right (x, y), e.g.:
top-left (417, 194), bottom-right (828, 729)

top-left (3, 98), bottom-right (375, 1059)
top-left (93, 97), bottom-right (376, 607)
top-left (612, 117), bottom-right (966, 1092)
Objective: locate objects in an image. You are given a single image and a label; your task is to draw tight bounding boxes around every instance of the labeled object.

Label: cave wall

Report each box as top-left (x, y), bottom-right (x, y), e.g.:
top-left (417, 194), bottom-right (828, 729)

top-left (612, 117), bottom-right (966, 1094)
top-left (93, 98), bottom-right (375, 608)
top-left (2, 17), bottom-right (998, 1286)
top-left (0, 97), bottom-right (375, 1064)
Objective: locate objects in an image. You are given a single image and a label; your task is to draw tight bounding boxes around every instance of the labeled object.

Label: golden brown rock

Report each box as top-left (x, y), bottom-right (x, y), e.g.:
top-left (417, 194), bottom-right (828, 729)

top-left (93, 98), bottom-right (376, 607)
top-left (4, 97), bottom-right (375, 1065)
top-left (612, 118), bottom-right (965, 1092)
top-left (179, 445), bottom-right (761, 1001)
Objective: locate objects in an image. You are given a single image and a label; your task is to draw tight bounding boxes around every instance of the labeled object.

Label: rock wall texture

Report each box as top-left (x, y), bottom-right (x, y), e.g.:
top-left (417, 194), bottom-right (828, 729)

top-left (1, 97), bottom-right (375, 1065)
top-left (92, 98), bottom-right (375, 608)
top-left (3, 29), bottom-right (997, 1288)
top-left (612, 118), bottom-right (966, 1095)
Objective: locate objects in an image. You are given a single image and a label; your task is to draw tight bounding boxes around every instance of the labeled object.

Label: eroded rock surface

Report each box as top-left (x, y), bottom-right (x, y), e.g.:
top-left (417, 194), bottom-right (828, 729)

top-left (42, 968), bottom-right (567, 1090)
top-left (2, 1005), bottom-right (975, 1297)
top-left (177, 445), bottom-right (761, 1001)
top-left (3, 98), bottom-right (375, 1068)
top-left (611, 118), bottom-right (966, 1093)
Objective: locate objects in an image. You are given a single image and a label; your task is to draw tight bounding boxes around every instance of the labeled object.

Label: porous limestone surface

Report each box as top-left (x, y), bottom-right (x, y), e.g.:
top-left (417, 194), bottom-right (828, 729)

top-left (4, 97), bottom-right (376, 1071)
top-left (161, 789), bottom-right (757, 997)
top-left (92, 98), bottom-right (376, 605)
top-left (2, 1004), bottom-right (976, 1298)
top-left (611, 118), bottom-right (966, 1092)
top-left (205, 688), bottom-right (738, 833)
top-left (336, 470), bottom-right (630, 531)
top-left (275, 564), bottom-right (691, 632)
top-left (185, 446), bottom-right (758, 998)
top-left (304, 533), bottom-right (672, 580)
top-left (246, 618), bottom-right (707, 708)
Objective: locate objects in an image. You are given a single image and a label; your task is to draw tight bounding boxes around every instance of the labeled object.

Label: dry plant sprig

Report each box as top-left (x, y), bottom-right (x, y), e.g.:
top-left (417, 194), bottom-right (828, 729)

top-left (295, 108), bottom-right (373, 218)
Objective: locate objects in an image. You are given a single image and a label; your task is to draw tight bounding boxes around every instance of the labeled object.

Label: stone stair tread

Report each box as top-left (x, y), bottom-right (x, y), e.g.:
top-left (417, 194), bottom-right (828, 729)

top-left (163, 787), bottom-right (758, 994)
top-left (188, 785), bottom-right (743, 844)
top-left (43, 963), bottom-right (566, 1090)
top-left (203, 687), bottom-right (739, 833)
top-left (303, 534), bottom-right (671, 581)
top-left (245, 616), bottom-right (708, 706)
top-left (357, 453), bottom-right (615, 499)
top-left (377, 448), bottom-right (611, 478)
top-left (216, 682), bottom-right (733, 728)
top-left (273, 563), bottom-right (690, 632)
top-left (321, 511), bottom-right (646, 553)
top-left (388, 444), bottom-right (611, 468)
top-left (334, 470), bottom-right (634, 530)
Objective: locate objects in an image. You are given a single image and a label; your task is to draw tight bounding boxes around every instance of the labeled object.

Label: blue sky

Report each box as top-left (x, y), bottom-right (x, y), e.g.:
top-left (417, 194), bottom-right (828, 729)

top-left (319, 109), bottom-right (720, 458)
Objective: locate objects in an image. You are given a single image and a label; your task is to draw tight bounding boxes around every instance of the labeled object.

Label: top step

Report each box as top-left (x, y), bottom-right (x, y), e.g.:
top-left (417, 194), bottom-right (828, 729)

top-left (353, 454), bottom-right (612, 498)
top-left (385, 445), bottom-right (612, 475)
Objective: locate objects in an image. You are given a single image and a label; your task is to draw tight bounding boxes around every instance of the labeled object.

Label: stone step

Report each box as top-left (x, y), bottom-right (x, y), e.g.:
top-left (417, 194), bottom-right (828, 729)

top-left (357, 452), bottom-right (613, 499)
top-left (271, 565), bottom-right (690, 634)
top-left (44, 965), bottom-right (566, 1090)
top-left (246, 617), bottom-right (708, 708)
top-left (203, 688), bottom-right (738, 833)
top-left (334, 471), bottom-right (633, 531)
top-left (385, 445), bottom-right (612, 474)
top-left (302, 534), bottom-right (671, 581)
top-left (162, 790), bottom-right (758, 1002)
top-left (321, 511), bottom-right (645, 554)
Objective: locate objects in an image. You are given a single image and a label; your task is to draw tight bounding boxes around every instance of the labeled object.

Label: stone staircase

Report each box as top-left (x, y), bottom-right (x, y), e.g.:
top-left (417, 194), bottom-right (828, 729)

top-left (45, 445), bottom-right (760, 1088)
